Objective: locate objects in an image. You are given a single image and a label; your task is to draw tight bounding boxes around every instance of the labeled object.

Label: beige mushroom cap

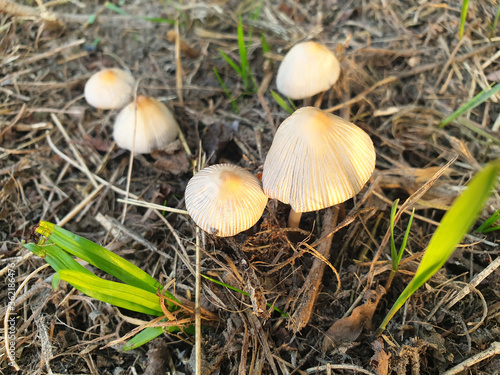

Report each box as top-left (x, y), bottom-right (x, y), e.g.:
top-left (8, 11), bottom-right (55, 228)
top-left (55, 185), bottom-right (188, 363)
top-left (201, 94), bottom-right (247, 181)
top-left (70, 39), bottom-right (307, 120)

top-left (262, 107), bottom-right (375, 213)
top-left (113, 96), bottom-right (179, 154)
top-left (276, 41), bottom-right (341, 100)
top-left (84, 68), bottom-right (135, 109)
top-left (185, 164), bottom-right (268, 237)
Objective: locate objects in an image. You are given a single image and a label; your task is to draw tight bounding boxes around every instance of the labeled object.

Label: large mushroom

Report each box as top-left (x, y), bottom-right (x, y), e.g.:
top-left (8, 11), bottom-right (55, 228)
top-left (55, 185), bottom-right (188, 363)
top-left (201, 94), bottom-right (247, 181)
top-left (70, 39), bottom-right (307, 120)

top-left (276, 41), bottom-right (340, 100)
top-left (185, 164), bottom-right (268, 237)
top-left (262, 106), bottom-right (376, 227)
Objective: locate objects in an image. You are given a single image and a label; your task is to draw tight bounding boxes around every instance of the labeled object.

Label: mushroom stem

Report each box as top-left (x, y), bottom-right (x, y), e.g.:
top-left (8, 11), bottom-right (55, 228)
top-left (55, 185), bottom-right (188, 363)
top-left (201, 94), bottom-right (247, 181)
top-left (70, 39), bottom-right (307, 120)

top-left (288, 209), bottom-right (303, 228)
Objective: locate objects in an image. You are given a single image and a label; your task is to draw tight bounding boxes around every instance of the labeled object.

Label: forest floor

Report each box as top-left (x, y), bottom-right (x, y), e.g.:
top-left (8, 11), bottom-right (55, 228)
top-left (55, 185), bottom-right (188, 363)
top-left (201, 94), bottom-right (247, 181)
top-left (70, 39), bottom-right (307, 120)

top-left (1, 0), bottom-right (500, 374)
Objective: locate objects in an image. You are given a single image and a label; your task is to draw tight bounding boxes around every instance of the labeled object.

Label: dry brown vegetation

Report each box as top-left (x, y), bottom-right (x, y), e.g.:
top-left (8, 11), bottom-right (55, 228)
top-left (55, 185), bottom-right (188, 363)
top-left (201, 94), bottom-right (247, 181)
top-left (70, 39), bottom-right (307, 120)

top-left (1, 0), bottom-right (500, 374)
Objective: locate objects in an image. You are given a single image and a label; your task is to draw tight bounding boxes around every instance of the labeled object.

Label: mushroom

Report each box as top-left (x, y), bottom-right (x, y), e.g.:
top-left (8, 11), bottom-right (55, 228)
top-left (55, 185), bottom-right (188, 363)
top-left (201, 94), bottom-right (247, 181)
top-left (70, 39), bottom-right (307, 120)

top-left (113, 96), bottom-right (179, 154)
top-left (262, 106), bottom-right (376, 228)
top-left (276, 41), bottom-right (340, 100)
top-left (84, 68), bottom-right (135, 110)
top-left (185, 164), bottom-right (268, 237)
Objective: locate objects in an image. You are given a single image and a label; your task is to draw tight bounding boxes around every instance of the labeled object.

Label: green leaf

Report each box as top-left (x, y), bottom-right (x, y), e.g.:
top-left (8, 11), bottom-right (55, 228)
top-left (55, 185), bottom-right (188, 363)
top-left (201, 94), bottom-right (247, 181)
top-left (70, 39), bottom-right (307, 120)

top-left (439, 84), bottom-right (500, 128)
top-left (476, 209), bottom-right (500, 233)
top-left (378, 160), bottom-right (500, 333)
top-left (218, 50), bottom-right (242, 76)
top-left (489, 4), bottom-right (500, 38)
top-left (261, 33), bottom-right (270, 55)
top-left (23, 242), bottom-right (94, 276)
top-left (36, 221), bottom-right (160, 294)
top-left (87, 13), bottom-right (97, 25)
top-left (271, 90), bottom-right (294, 114)
top-left (459, 0), bottom-right (469, 40)
top-left (237, 15), bottom-right (249, 90)
top-left (456, 117), bottom-right (500, 146)
top-left (398, 208), bottom-right (415, 265)
top-left (105, 2), bottom-right (128, 16)
top-left (58, 270), bottom-right (164, 316)
top-left (123, 327), bottom-right (165, 351)
top-left (389, 199), bottom-right (399, 271)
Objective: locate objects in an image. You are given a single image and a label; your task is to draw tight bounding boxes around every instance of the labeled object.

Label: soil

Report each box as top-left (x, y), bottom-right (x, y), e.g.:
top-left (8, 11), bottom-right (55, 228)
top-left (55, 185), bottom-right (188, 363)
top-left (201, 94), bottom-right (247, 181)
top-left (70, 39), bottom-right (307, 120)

top-left (1, 1), bottom-right (500, 374)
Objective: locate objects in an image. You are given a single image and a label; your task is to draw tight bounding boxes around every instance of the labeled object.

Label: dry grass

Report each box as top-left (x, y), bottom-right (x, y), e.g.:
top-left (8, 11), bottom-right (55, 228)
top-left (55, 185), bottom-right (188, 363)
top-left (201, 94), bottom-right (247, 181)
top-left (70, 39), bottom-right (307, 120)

top-left (1, 0), bottom-right (500, 374)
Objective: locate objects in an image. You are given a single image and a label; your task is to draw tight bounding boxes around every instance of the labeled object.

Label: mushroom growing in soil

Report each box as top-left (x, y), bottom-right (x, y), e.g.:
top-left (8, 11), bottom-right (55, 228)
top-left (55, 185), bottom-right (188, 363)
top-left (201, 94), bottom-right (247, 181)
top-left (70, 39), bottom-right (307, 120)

top-left (113, 96), bottom-right (179, 154)
top-left (185, 164), bottom-right (268, 237)
top-left (84, 68), bottom-right (135, 110)
top-left (262, 106), bottom-right (376, 228)
top-left (276, 41), bottom-right (340, 100)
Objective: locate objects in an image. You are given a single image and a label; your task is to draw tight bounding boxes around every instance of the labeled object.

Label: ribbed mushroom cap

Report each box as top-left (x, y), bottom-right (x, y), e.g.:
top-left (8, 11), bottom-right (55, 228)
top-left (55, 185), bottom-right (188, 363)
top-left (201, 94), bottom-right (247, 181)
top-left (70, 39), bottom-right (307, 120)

top-left (185, 164), bottom-right (268, 237)
top-left (113, 96), bottom-right (179, 154)
top-left (84, 68), bottom-right (135, 109)
top-left (276, 41), bottom-right (340, 100)
top-left (262, 107), bottom-right (375, 213)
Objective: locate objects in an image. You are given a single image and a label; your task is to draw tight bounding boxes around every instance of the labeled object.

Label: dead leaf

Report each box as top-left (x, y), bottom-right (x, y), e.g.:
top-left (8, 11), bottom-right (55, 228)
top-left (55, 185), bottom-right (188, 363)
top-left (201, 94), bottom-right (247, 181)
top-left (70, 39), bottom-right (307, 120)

top-left (153, 151), bottom-right (190, 175)
top-left (371, 339), bottom-right (391, 375)
top-left (487, 69), bottom-right (500, 82)
top-left (322, 286), bottom-right (385, 352)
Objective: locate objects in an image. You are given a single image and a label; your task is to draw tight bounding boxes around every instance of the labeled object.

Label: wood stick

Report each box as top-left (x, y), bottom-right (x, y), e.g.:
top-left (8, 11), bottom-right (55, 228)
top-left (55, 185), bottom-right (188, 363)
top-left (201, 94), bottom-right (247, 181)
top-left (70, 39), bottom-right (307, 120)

top-left (290, 206), bottom-right (338, 332)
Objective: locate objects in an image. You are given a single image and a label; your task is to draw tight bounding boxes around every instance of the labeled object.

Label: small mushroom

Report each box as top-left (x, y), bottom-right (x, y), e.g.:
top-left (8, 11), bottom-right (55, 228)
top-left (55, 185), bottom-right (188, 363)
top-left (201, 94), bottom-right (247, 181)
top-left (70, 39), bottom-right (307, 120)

top-left (113, 96), bottom-right (179, 154)
top-left (185, 164), bottom-right (268, 237)
top-left (276, 41), bottom-right (340, 100)
top-left (84, 68), bottom-right (135, 110)
top-left (262, 106), bottom-right (375, 227)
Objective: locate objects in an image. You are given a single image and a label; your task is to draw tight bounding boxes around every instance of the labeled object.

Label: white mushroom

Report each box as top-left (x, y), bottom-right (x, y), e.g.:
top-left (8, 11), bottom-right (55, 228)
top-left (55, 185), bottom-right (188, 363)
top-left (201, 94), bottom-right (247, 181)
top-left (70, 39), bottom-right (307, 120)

top-left (262, 106), bottom-right (376, 227)
top-left (113, 96), bottom-right (179, 154)
top-left (84, 68), bottom-right (135, 110)
top-left (185, 164), bottom-right (268, 237)
top-left (276, 41), bottom-right (341, 100)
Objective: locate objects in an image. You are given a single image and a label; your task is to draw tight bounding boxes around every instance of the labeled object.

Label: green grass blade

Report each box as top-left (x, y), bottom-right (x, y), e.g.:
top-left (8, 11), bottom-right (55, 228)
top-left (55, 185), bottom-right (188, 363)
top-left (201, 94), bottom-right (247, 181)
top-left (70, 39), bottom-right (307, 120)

top-left (456, 117), bottom-right (500, 145)
top-left (476, 209), bottom-right (500, 233)
top-left (378, 160), bottom-right (500, 333)
top-left (105, 2), bottom-right (128, 16)
top-left (218, 50), bottom-right (242, 76)
top-left (201, 274), bottom-right (288, 317)
top-left (389, 199), bottom-right (399, 271)
top-left (271, 90), bottom-right (294, 114)
top-left (481, 225), bottom-right (500, 233)
top-left (36, 221), bottom-right (160, 294)
top-left (261, 33), bottom-right (270, 55)
top-left (213, 67), bottom-right (240, 113)
top-left (439, 84), bottom-right (500, 128)
top-left (250, 1), bottom-right (263, 21)
top-left (59, 270), bottom-right (164, 316)
top-left (490, 5), bottom-right (500, 38)
top-left (397, 208), bottom-right (415, 265)
top-left (123, 327), bottom-right (165, 351)
top-left (237, 15), bottom-right (249, 90)
top-left (459, 0), bottom-right (469, 40)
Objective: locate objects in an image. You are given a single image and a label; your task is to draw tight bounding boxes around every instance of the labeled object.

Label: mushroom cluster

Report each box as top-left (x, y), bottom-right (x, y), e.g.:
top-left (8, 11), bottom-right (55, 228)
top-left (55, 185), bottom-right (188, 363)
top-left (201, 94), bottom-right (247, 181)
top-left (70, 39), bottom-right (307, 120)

top-left (183, 41), bottom-right (375, 237)
top-left (83, 41), bottom-right (375, 239)
top-left (84, 68), bottom-right (179, 154)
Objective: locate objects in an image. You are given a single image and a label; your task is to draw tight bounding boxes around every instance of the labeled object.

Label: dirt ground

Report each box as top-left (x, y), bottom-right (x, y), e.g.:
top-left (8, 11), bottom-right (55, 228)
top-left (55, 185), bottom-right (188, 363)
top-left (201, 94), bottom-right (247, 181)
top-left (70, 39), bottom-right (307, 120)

top-left (1, 0), bottom-right (500, 374)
